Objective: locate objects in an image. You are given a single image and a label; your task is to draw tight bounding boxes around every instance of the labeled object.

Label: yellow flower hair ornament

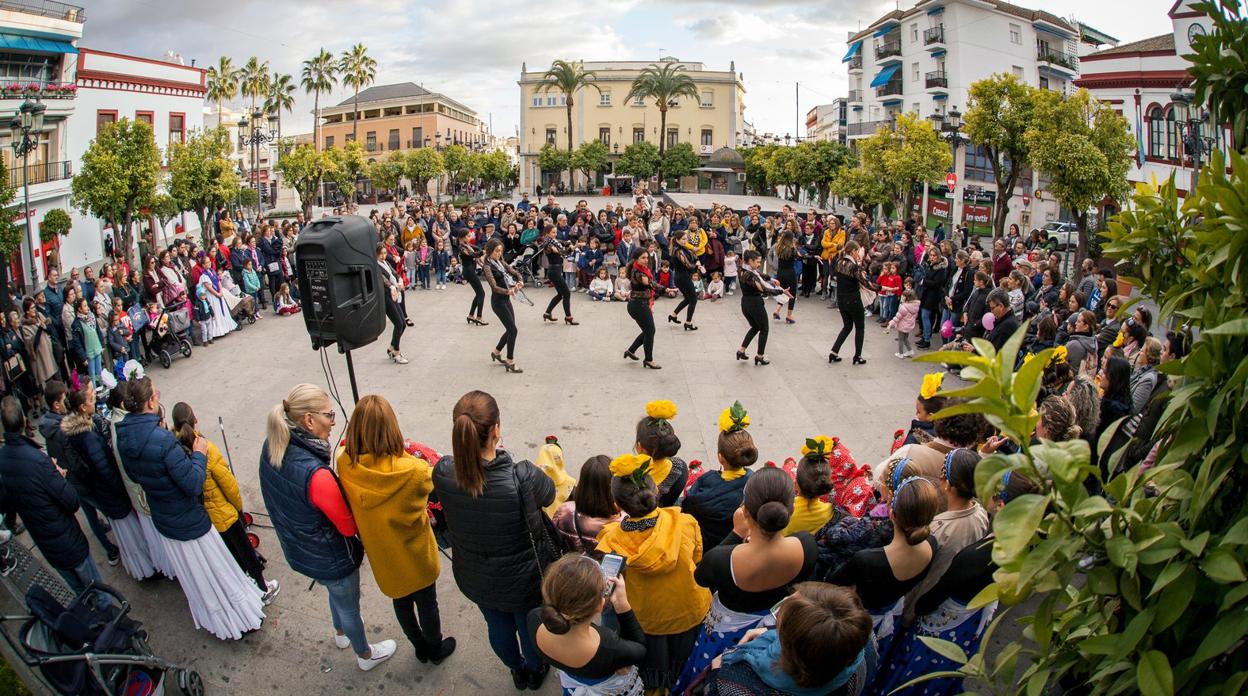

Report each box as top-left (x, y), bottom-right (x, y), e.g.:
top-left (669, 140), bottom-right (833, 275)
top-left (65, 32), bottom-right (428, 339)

top-left (645, 400), bottom-right (678, 423)
top-left (1050, 345), bottom-right (1068, 366)
top-left (718, 401), bottom-right (750, 433)
top-left (609, 453), bottom-right (653, 488)
top-left (919, 372), bottom-right (945, 400)
top-left (801, 435), bottom-right (837, 460)
top-left (1113, 330), bottom-right (1125, 348)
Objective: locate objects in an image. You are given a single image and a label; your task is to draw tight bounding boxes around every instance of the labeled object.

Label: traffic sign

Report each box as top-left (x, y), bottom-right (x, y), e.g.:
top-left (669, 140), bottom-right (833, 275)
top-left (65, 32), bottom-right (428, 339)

top-left (946, 172), bottom-right (957, 189)
top-left (1022, 194), bottom-right (1031, 206)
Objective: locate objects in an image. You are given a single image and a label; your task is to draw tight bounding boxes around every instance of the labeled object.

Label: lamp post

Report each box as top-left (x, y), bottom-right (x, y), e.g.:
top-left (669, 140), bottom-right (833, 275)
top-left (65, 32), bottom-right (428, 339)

top-left (929, 106), bottom-right (965, 229)
top-left (8, 96), bottom-right (47, 292)
top-left (1170, 90), bottom-right (1215, 194)
top-left (238, 108), bottom-right (276, 218)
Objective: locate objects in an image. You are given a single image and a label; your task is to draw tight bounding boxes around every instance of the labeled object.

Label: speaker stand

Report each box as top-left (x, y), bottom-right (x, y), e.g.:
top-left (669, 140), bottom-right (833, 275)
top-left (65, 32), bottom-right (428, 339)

top-left (339, 343), bottom-right (361, 404)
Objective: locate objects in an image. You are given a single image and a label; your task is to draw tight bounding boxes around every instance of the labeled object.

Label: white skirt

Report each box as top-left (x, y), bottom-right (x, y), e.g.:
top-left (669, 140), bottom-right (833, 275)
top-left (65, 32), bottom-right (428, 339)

top-left (136, 513), bottom-right (176, 580)
top-left (158, 530), bottom-right (265, 640)
top-left (205, 293), bottom-right (237, 338)
top-left (111, 512), bottom-right (156, 581)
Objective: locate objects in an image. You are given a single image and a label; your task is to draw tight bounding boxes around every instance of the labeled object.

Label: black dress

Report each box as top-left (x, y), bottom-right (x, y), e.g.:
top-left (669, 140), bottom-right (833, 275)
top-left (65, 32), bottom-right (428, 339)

top-left (460, 241), bottom-right (486, 319)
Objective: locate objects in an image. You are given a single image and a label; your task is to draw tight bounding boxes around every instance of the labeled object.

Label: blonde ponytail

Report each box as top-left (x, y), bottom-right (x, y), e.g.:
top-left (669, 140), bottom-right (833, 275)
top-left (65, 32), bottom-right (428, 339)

top-left (267, 383), bottom-right (329, 466)
top-left (266, 403), bottom-right (291, 466)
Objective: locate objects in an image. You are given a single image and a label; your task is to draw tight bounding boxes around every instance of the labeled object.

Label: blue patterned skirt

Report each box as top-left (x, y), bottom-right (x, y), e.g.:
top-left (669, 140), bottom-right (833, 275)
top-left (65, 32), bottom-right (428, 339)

top-left (866, 598), bottom-right (997, 696)
top-left (670, 594), bottom-right (769, 695)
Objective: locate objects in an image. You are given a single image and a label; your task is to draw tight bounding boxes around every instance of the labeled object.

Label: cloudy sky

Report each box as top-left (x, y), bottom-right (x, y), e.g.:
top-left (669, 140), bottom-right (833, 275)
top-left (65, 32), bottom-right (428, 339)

top-left (83, 0), bottom-right (1176, 138)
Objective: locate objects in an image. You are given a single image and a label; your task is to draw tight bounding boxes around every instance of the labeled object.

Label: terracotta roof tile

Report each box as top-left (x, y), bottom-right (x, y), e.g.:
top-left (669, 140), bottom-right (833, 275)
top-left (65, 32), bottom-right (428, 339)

top-left (1084, 33), bottom-right (1175, 57)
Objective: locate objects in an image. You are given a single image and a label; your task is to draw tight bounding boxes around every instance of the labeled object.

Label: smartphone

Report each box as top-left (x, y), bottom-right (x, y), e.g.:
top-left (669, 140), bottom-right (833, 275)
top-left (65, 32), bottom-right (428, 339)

top-left (600, 553), bottom-right (625, 596)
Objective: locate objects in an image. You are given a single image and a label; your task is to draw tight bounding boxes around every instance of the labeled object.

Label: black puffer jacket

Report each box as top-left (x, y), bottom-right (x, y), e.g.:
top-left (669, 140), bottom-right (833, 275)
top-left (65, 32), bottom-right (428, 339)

top-left (0, 433), bottom-right (88, 570)
top-left (433, 450), bottom-right (556, 612)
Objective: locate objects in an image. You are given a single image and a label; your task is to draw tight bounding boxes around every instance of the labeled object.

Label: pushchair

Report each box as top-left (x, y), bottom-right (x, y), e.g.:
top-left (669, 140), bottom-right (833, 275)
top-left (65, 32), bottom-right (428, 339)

top-left (226, 292), bottom-right (257, 329)
top-left (141, 306), bottom-right (193, 369)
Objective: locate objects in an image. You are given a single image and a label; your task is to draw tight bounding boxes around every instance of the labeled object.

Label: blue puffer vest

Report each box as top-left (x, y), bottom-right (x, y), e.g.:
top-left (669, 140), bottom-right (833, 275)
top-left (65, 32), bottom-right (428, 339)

top-left (259, 431), bottom-right (357, 582)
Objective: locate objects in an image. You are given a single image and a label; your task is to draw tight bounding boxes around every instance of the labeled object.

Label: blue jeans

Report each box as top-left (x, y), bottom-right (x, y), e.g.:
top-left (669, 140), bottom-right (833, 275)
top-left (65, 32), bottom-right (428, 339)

top-left (87, 354), bottom-right (102, 385)
top-left (318, 571), bottom-right (368, 655)
top-left (81, 499), bottom-right (119, 557)
top-left (418, 266), bottom-right (430, 289)
top-left (478, 605), bottom-right (542, 671)
top-left (880, 295), bottom-right (899, 321)
top-left (57, 554), bottom-right (103, 596)
top-left (920, 307), bottom-right (935, 344)
top-left (436, 268), bottom-right (447, 285)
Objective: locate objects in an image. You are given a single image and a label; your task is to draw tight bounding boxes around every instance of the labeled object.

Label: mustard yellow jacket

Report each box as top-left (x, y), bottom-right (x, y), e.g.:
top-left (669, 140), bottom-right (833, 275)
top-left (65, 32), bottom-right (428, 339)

top-left (202, 438), bottom-right (242, 533)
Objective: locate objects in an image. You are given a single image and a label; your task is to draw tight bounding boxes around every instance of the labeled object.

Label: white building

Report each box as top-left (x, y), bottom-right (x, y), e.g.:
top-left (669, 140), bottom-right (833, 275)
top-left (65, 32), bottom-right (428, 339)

top-left (843, 0), bottom-right (1098, 233)
top-left (1074, 1), bottom-right (1224, 208)
top-left (805, 100), bottom-right (847, 144)
top-left (204, 104), bottom-right (274, 204)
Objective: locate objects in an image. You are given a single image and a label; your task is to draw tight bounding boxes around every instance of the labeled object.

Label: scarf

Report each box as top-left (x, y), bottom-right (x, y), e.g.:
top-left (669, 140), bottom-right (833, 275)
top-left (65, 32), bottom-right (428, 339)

top-left (722, 629), bottom-right (864, 696)
top-left (76, 309), bottom-right (98, 332)
top-left (632, 261), bottom-right (655, 308)
top-left (288, 421), bottom-right (331, 461)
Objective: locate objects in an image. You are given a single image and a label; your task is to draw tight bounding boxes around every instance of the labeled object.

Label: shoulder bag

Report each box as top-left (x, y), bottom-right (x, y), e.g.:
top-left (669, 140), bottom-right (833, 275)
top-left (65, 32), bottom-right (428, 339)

top-left (511, 462), bottom-right (569, 572)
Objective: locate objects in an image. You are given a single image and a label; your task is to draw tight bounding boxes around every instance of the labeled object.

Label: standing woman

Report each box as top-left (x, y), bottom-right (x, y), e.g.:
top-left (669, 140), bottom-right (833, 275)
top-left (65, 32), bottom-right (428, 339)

top-left (771, 231), bottom-right (799, 324)
top-left (819, 216), bottom-right (846, 298)
top-left (375, 243), bottom-right (409, 365)
top-left (737, 250), bottom-right (789, 365)
top-left (539, 225), bottom-right (576, 325)
top-left (482, 238), bottom-right (524, 373)
top-left (196, 255), bottom-right (237, 341)
top-left (105, 383), bottom-right (176, 579)
top-left (829, 241), bottom-right (880, 366)
top-left (114, 377), bottom-right (265, 640)
top-left (623, 247), bottom-right (661, 370)
top-left (337, 395), bottom-right (456, 665)
top-left (20, 299), bottom-right (57, 387)
top-left (667, 230), bottom-right (701, 331)
top-left (458, 229), bottom-right (488, 327)
top-left (433, 390), bottom-right (556, 690)
top-left (258, 383), bottom-right (397, 670)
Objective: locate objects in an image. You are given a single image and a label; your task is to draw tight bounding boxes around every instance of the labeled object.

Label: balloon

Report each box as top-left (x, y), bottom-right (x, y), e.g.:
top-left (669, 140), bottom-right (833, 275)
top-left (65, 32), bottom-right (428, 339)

top-left (982, 313), bottom-right (995, 331)
top-left (941, 319), bottom-right (954, 340)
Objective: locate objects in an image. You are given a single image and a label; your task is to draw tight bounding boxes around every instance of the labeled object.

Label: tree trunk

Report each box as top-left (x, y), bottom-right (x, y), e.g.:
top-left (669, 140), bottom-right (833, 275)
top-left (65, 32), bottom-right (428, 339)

top-left (657, 105), bottom-right (668, 183)
top-left (566, 100), bottom-right (575, 189)
top-left (198, 208), bottom-right (212, 249)
top-left (122, 211), bottom-right (136, 270)
top-left (313, 91), bottom-right (321, 152)
top-left (352, 87), bottom-right (359, 142)
top-left (1075, 210), bottom-right (1089, 270)
top-left (992, 166), bottom-right (1018, 241)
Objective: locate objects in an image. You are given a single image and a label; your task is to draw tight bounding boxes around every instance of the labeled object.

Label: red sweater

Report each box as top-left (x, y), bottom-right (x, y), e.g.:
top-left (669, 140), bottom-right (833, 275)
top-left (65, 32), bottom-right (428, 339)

top-left (877, 274), bottom-right (902, 297)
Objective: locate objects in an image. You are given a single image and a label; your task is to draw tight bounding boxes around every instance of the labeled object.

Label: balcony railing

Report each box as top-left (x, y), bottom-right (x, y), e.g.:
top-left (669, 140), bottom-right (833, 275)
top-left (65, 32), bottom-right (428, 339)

top-left (925, 70), bottom-right (948, 89)
top-left (0, 0), bottom-right (84, 22)
top-left (876, 80), bottom-right (903, 97)
top-left (848, 55), bottom-right (862, 71)
top-left (0, 80), bottom-right (78, 100)
top-left (847, 89), bottom-right (863, 102)
top-left (8, 159), bottom-right (72, 187)
top-left (1036, 47), bottom-right (1077, 71)
top-left (875, 40), bottom-right (902, 60)
top-left (924, 26), bottom-right (945, 45)
top-left (847, 119), bottom-right (895, 137)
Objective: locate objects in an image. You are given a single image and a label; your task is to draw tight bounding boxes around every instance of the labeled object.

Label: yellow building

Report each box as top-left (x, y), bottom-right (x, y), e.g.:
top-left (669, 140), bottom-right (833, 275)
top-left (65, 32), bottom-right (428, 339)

top-left (517, 59), bottom-right (747, 192)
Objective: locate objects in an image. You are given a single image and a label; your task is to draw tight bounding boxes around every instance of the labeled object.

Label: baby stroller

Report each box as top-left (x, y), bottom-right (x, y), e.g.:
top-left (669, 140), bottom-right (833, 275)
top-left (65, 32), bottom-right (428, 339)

top-left (142, 306), bottom-right (193, 369)
top-left (226, 292), bottom-right (257, 329)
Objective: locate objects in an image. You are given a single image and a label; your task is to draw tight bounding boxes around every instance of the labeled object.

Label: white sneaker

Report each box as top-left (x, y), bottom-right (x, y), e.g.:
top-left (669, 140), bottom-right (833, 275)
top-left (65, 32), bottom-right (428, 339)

top-left (904, 350), bottom-right (916, 358)
top-left (333, 632), bottom-right (351, 649)
top-left (261, 579), bottom-right (280, 605)
top-left (894, 352), bottom-right (905, 359)
top-left (357, 640), bottom-right (396, 671)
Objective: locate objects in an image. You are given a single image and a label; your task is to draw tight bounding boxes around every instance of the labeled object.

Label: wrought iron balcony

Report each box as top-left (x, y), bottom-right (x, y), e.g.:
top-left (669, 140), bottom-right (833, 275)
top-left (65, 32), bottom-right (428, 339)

top-left (8, 159), bottom-right (72, 187)
top-left (0, 0), bottom-right (84, 22)
top-left (876, 80), bottom-right (903, 97)
top-left (924, 26), bottom-right (945, 45)
top-left (847, 89), bottom-right (863, 103)
top-left (1036, 47), bottom-right (1077, 72)
top-left (875, 40), bottom-right (902, 60)
top-left (925, 71), bottom-right (948, 89)
top-left (848, 55), bottom-right (862, 71)
top-left (847, 119), bottom-right (895, 137)
top-left (0, 80), bottom-right (78, 100)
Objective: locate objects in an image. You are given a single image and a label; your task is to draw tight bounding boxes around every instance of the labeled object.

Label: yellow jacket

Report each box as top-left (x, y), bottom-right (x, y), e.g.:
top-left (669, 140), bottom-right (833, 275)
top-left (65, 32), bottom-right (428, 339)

top-left (202, 438), bottom-right (242, 533)
top-left (597, 508), bottom-right (710, 635)
top-left (686, 229), bottom-right (708, 257)
top-left (535, 443), bottom-right (575, 517)
top-left (336, 450), bottom-right (440, 598)
top-left (820, 228), bottom-right (846, 261)
top-left (783, 497), bottom-right (833, 537)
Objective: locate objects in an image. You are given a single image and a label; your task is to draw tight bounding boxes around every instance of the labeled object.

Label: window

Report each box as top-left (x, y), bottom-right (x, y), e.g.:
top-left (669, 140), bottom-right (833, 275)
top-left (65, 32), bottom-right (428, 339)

top-left (412, 127), bottom-right (423, 148)
top-left (0, 51), bottom-right (54, 82)
top-left (700, 90), bottom-right (713, 107)
top-left (96, 110), bottom-right (117, 134)
top-left (1012, 65), bottom-right (1024, 78)
top-left (633, 95), bottom-right (646, 107)
top-left (1165, 107), bottom-right (1178, 160)
top-left (1009, 24), bottom-right (1022, 44)
top-left (1039, 77), bottom-right (1050, 90)
top-left (666, 128), bottom-right (679, 148)
top-left (345, 133), bottom-right (355, 142)
top-left (135, 111), bottom-right (153, 126)
top-left (325, 135), bottom-right (335, 149)
top-left (388, 129), bottom-right (400, 150)
top-left (532, 96), bottom-right (541, 107)
top-left (168, 113), bottom-right (184, 143)
top-left (912, 62), bottom-right (920, 81)
top-left (910, 23), bottom-right (919, 43)
top-left (599, 127), bottom-right (611, 145)
top-left (546, 95), bottom-right (557, 106)
top-left (632, 127), bottom-right (645, 143)
top-left (701, 129), bottom-right (713, 148)
top-left (545, 128), bottom-right (557, 145)
top-left (365, 131), bottom-right (377, 151)
top-left (599, 91), bottom-right (611, 106)
top-left (966, 144), bottom-right (995, 182)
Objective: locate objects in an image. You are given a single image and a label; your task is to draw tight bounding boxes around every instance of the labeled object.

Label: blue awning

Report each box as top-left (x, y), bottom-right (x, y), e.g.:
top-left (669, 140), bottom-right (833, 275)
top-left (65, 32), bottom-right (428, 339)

top-left (927, 6), bottom-right (945, 15)
top-left (869, 64), bottom-right (900, 88)
top-left (933, 93), bottom-right (948, 101)
top-left (931, 49), bottom-right (946, 57)
top-left (842, 41), bottom-right (862, 63)
top-left (873, 27), bottom-right (895, 37)
top-left (0, 33), bottom-right (78, 54)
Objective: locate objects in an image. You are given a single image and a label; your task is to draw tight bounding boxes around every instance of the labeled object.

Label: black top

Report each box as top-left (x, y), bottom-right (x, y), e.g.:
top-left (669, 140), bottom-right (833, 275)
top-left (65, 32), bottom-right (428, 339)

top-left (628, 264), bottom-right (653, 302)
top-left (825, 537), bottom-right (938, 612)
top-left (834, 256), bottom-right (879, 306)
top-left (459, 242), bottom-right (482, 277)
top-left (739, 268), bottom-right (785, 299)
top-left (483, 258), bottom-right (521, 296)
top-left (526, 608), bottom-right (647, 680)
top-left (694, 532), bottom-right (819, 613)
top-left (673, 245), bottom-right (698, 273)
top-left (914, 535), bottom-right (994, 616)
top-left (541, 237), bottom-right (568, 267)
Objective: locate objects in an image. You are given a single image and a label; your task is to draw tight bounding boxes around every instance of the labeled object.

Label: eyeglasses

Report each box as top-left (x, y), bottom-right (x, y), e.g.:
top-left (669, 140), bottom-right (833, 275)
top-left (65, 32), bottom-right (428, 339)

top-left (314, 410), bottom-right (336, 423)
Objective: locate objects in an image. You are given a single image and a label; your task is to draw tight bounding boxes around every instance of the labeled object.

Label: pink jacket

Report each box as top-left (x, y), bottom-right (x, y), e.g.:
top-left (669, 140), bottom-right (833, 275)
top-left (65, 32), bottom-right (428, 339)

top-left (890, 300), bottom-right (920, 333)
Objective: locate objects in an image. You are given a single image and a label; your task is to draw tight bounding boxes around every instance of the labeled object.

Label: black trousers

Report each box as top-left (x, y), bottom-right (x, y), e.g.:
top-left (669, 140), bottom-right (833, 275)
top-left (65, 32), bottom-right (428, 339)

top-left (741, 296), bottom-right (769, 354)
top-left (627, 299), bottom-right (655, 361)
top-left (266, 270), bottom-right (284, 306)
top-left (492, 294), bottom-right (517, 359)
top-left (672, 271), bottom-right (698, 322)
top-left (832, 302), bottom-right (866, 359)
top-left (219, 518), bottom-right (266, 591)
top-left (384, 293), bottom-right (406, 350)
top-left (393, 583), bottom-right (443, 654)
top-left (800, 260), bottom-right (818, 295)
top-left (465, 268), bottom-right (485, 318)
top-left (544, 269), bottom-right (571, 316)
top-left (777, 268), bottom-right (797, 311)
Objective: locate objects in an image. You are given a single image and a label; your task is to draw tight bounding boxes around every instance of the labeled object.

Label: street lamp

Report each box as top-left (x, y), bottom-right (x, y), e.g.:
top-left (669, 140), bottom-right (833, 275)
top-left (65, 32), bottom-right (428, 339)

top-left (238, 108), bottom-right (276, 218)
top-left (1170, 90), bottom-right (1216, 193)
top-left (8, 96), bottom-right (47, 291)
top-left (929, 106), bottom-right (966, 228)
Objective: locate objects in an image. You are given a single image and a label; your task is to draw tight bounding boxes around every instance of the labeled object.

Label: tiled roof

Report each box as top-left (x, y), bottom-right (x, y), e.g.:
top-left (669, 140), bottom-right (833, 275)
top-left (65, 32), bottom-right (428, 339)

top-left (335, 82), bottom-right (431, 107)
top-left (1084, 33), bottom-right (1175, 58)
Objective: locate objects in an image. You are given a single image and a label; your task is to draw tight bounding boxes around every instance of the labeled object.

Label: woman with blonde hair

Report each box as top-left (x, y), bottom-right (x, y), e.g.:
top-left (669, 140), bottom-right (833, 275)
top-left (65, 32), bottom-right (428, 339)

top-left (259, 384), bottom-right (396, 670)
top-left (337, 395), bottom-right (455, 665)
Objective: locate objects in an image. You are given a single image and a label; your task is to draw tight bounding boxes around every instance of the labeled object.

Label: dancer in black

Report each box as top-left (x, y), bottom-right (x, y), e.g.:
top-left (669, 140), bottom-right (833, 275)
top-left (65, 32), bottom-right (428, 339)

top-left (829, 241), bottom-right (879, 366)
top-left (482, 239), bottom-right (524, 373)
top-left (458, 229), bottom-right (488, 326)
top-left (771, 231), bottom-right (799, 324)
top-left (666, 230), bottom-right (701, 331)
top-left (737, 250), bottom-right (790, 366)
top-left (623, 247), bottom-right (661, 370)
top-left (538, 225), bottom-right (578, 325)
top-left (375, 243), bottom-right (409, 364)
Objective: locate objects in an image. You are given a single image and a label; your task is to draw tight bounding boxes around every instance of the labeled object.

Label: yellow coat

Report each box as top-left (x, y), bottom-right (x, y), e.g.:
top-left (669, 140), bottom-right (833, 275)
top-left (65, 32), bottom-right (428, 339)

top-left (783, 497), bottom-right (833, 537)
top-left (820, 228), bottom-right (846, 261)
top-left (202, 438), bottom-right (242, 533)
top-left (686, 230), bottom-right (708, 257)
top-left (336, 451), bottom-right (440, 598)
top-left (597, 508), bottom-right (710, 635)
top-left (535, 443), bottom-right (575, 517)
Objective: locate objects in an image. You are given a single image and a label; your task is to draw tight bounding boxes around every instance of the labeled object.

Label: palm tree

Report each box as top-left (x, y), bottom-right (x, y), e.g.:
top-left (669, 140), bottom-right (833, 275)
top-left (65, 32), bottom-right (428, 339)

top-left (264, 72), bottom-right (296, 139)
top-left (239, 57), bottom-right (271, 114)
top-left (205, 56), bottom-right (239, 122)
top-left (539, 59), bottom-right (599, 190)
top-left (301, 49), bottom-right (337, 152)
top-left (338, 43), bottom-right (376, 142)
top-left (625, 62), bottom-right (699, 180)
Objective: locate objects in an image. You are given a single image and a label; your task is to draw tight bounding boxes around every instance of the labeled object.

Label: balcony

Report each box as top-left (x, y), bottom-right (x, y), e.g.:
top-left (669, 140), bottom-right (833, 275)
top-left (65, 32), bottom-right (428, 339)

top-left (8, 159), bottom-right (72, 188)
top-left (875, 40), bottom-right (902, 61)
top-left (847, 89), bottom-right (863, 103)
top-left (0, 80), bottom-right (77, 100)
top-left (925, 70), bottom-right (948, 89)
top-left (924, 25), bottom-right (945, 45)
top-left (0, 0), bottom-right (85, 21)
top-left (875, 80), bottom-right (903, 98)
top-left (847, 119), bottom-right (895, 137)
top-left (1036, 47), bottom-right (1078, 73)
top-left (848, 55), bottom-right (862, 71)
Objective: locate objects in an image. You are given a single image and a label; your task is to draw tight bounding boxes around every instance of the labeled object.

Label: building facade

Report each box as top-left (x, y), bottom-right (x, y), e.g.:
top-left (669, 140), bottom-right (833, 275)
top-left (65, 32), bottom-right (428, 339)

top-left (318, 82), bottom-right (486, 157)
top-left (1074, 1), bottom-right (1223, 203)
top-left (805, 100), bottom-right (847, 144)
top-left (517, 59), bottom-right (747, 192)
top-left (844, 0), bottom-right (1098, 233)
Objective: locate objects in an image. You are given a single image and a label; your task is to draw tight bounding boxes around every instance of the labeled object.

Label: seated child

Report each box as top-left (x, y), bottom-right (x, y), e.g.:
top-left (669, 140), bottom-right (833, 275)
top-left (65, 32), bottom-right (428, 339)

top-left (587, 268), bottom-right (612, 301)
top-left (783, 438), bottom-right (835, 536)
top-left (658, 260), bottom-right (679, 298)
top-left (275, 282), bottom-right (301, 315)
top-left (902, 372), bottom-right (947, 447)
top-left (681, 402), bottom-right (757, 550)
top-left (703, 271), bottom-right (725, 301)
top-left (613, 267), bottom-right (632, 302)
top-left (691, 271), bottom-right (705, 297)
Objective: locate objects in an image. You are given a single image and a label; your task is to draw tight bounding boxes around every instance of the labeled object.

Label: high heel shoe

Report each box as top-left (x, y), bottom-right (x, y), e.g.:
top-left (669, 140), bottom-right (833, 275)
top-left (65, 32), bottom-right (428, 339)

top-left (828, 351), bottom-right (843, 363)
top-left (667, 314), bottom-right (680, 325)
top-left (785, 317), bottom-right (796, 325)
top-left (465, 316), bottom-right (475, 325)
top-left (503, 361), bottom-right (524, 373)
top-left (736, 350), bottom-right (749, 361)
top-left (624, 351), bottom-right (639, 361)
top-left (853, 357), bottom-right (867, 365)
top-left (754, 356), bottom-right (770, 366)
top-left (643, 361), bottom-right (662, 370)
top-left (772, 311), bottom-right (781, 321)
top-left (405, 318), bottom-right (414, 327)
top-left (490, 352), bottom-right (503, 364)
top-left (392, 352), bottom-right (409, 365)
top-left (564, 316), bottom-right (579, 326)
top-left (683, 323), bottom-right (698, 331)
top-left (542, 313), bottom-right (557, 323)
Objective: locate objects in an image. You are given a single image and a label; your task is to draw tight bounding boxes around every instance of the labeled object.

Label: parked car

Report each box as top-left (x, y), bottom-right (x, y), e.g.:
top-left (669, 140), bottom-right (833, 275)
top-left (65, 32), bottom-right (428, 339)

top-left (1043, 221), bottom-right (1078, 250)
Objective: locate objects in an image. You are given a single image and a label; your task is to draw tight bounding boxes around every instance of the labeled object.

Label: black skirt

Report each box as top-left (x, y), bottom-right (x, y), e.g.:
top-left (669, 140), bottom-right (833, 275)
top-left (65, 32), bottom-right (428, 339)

top-left (641, 623), bottom-right (701, 691)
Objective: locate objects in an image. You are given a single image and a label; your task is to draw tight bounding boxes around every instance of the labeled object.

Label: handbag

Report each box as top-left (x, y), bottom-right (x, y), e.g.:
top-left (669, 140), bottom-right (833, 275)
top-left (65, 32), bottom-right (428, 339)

top-left (3, 353), bottom-right (24, 382)
top-left (511, 462), bottom-right (568, 572)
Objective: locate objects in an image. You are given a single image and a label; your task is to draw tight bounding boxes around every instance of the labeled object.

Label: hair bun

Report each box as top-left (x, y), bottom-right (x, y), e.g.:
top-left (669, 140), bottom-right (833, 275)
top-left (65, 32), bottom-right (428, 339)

top-left (756, 500), bottom-right (791, 534)
top-left (541, 605), bottom-right (571, 635)
top-left (905, 524), bottom-right (931, 545)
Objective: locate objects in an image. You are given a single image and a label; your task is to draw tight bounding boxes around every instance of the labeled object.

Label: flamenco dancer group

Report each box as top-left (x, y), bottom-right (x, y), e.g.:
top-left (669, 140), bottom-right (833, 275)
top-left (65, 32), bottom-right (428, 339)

top-left (449, 227), bottom-right (879, 372)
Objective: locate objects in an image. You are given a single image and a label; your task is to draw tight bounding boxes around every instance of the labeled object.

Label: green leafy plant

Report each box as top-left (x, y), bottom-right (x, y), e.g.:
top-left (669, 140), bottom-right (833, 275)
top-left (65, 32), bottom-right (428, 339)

top-left (70, 118), bottom-right (161, 269)
top-left (39, 207), bottom-right (72, 244)
top-left (614, 141), bottom-right (660, 180)
top-left (660, 141), bottom-right (700, 183)
top-left (405, 147), bottom-right (444, 199)
top-left (859, 112), bottom-right (952, 216)
top-left (167, 127), bottom-right (239, 247)
top-left (963, 73), bottom-right (1044, 240)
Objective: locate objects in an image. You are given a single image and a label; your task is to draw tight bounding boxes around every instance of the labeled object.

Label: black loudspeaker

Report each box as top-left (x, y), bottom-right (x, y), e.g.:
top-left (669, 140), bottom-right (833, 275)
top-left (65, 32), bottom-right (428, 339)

top-left (295, 216), bottom-right (386, 350)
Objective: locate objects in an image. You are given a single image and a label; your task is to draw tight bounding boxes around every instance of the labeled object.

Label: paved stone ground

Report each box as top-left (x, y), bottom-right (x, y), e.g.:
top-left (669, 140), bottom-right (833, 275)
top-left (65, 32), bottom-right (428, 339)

top-left (20, 281), bottom-right (939, 695)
